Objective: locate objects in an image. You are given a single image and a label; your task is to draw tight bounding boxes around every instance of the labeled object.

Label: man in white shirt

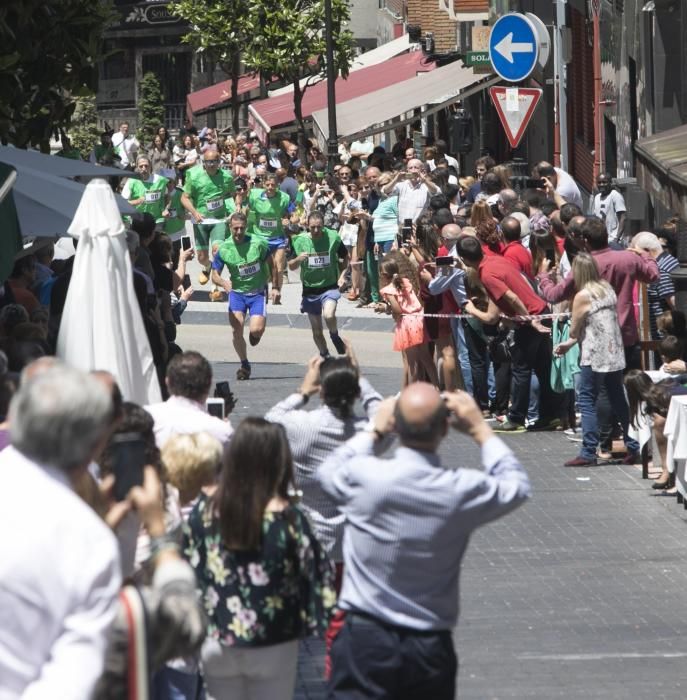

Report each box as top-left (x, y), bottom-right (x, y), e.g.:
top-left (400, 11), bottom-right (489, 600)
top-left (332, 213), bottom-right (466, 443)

top-left (381, 159), bottom-right (440, 224)
top-left (534, 160), bottom-right (583, 210)
top-left (590, 173), bottom-right (626, 244)
top-left (111, 122), bottom-right (139, 169)
top-left (146, 350), bottom-right (233, 448)
top-left (0, 364), bottom-right (121, 699)
top-left (349, 136), bottom-right (374, 161)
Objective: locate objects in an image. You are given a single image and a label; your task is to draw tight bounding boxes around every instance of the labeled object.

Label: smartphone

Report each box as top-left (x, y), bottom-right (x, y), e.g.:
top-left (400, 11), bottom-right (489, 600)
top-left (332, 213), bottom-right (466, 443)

top-left (181, 235), bottom-right (192, 251)
top-left (402, 218), bottom-right (413, 242)
top-left (110, 432), bottom-right (146, 501)
top-left (182, 274), bottom-right (191, 290)
top-left (545, 248), bottom-right (556, 265)
top-left (404, 172), bottom-right (415, 180)
top-left (435, 256), bottom-right (454, 266)
top-left (206, 397), bottom-right (225, 419)
top-left (214, 380), bottom-right (235, 414)
top-left (526, 178), bottom-right (546, 189)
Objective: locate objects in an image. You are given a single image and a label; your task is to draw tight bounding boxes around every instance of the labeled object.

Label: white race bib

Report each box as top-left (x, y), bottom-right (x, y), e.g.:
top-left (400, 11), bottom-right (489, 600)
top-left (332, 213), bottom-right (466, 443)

top-left (259, 218), bottom-right (278, 230)
top-left (145, 190), bottom-right (161, 203)
top-left (238, 262), bottom-right (260, 278)
top-left (206, 198), bottom-right (222, 211)
top-left (308, 254), bottom-right (331, 268)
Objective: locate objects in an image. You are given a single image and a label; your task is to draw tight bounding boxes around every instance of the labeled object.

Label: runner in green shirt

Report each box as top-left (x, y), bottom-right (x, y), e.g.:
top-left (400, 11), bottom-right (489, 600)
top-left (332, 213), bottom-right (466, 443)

top-left (245, 173), bottom-right (291, 305)
top-left (123, 155), bottom-right (169, 221)
top-left (289, 210), bottom-right (349, 357)
top-left (211, 212), bottom-right (272, 381)
top-left (181, 148), bottom-right (235, 284)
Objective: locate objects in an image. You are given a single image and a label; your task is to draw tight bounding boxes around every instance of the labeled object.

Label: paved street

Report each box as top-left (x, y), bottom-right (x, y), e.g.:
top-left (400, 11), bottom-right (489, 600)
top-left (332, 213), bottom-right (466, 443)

top-left (177, 294), bottom-right (687, 700)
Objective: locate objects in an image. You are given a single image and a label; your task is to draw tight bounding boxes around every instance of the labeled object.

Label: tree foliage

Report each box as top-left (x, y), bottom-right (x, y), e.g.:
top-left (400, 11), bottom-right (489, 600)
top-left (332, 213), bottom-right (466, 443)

top-left (170, 0), bottom-right (355, 148)
top-left (170, 0), bottom-right (253, 133)
top-left (137, 72), bottom-right (165, 146)
top-left (243, 0), bottom-right (355, 153)
top-left (0, 0), bottom-right (115, 151)
top-left (68, 94), bottom-right (100, 159)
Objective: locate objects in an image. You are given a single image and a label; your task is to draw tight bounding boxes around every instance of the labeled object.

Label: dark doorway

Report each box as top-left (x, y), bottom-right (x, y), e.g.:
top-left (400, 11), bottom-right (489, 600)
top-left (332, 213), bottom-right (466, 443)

top-left (604, 116), bottom-right (617, 177)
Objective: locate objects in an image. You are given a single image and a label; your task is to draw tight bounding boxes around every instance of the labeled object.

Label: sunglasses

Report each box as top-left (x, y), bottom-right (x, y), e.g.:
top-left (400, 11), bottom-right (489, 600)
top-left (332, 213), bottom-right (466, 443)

top-left (204, 159), bottom-right (220, 165)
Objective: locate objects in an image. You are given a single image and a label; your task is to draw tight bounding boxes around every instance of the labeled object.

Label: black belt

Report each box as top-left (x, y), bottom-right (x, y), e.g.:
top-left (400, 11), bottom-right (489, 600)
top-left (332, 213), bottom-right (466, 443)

top-left (346, 610), bottom-right (450, 637)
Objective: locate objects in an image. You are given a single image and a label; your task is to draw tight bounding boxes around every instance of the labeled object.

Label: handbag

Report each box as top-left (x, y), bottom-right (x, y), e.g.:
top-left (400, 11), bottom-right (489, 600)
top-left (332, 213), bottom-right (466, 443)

top-left (488, 328), bottom-right (514, 364)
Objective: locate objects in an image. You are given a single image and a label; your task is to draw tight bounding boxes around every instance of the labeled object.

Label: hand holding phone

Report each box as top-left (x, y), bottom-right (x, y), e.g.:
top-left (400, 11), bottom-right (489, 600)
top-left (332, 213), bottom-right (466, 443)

top-left (214, 381), bottom-right (236, 415)
top-left (110, 432), bottom-right (146, 501)
top-left (206, 397), bottom-right (225, 419)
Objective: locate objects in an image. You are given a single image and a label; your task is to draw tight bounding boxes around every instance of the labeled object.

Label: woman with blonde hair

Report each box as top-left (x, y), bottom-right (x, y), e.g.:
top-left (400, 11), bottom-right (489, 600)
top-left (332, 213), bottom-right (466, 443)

top-left (554, 252), bottom-right (640, 467)
top-left (162, 432), bottom-right (221, 508)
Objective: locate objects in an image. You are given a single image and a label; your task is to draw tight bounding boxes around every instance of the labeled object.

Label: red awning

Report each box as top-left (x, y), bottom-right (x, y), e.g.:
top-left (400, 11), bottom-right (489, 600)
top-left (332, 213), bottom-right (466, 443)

top-left (248, 51), bottom-right (434, 133)
top-left (186, 74), bottom-right (262, 119)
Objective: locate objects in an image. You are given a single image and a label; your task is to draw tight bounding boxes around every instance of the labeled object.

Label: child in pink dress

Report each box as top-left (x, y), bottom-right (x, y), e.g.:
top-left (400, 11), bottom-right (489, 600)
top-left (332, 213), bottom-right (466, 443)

top-left (379, 258), bottom-right (438, 386)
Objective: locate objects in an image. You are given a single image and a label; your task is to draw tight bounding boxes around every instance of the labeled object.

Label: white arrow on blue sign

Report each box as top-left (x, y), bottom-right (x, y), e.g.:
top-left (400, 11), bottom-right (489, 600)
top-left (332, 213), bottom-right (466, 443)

top-left (489, 13), bottom-right (540, 83)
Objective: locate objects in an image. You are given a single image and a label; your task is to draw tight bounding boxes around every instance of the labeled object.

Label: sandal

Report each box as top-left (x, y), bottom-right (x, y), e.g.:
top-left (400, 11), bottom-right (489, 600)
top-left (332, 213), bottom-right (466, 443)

top-left (347, 291), bottom-right (359, 301)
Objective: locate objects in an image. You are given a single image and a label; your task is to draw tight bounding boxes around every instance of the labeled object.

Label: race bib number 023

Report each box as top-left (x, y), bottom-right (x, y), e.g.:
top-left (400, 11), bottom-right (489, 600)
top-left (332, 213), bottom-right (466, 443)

top-left (308, 254), bottom-right (330, 268)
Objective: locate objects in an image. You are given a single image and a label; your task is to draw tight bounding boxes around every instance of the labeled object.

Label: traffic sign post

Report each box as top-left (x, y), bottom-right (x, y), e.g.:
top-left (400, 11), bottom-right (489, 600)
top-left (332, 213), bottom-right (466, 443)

top-left (489, 86), bottom-right (543, 149)
top-left (489, 13), bottom-right (541, 83)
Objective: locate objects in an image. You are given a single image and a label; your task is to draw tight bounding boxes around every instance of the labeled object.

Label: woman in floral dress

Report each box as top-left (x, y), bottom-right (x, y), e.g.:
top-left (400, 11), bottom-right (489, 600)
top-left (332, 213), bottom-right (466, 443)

top-left (184, 417), bottom-right (336, 699)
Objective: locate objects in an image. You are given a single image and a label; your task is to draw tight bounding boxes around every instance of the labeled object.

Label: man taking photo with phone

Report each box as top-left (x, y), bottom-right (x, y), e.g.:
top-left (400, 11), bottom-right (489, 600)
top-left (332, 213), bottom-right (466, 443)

top-left (380, 158), bottom-right (440, 229)
top-left (145, 351), bottom-right (234, 447)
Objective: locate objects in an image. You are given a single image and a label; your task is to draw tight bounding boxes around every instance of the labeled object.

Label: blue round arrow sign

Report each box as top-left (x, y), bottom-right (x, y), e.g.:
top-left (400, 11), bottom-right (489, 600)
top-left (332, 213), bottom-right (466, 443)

top-left (489, 13), bottom-right (540, 82)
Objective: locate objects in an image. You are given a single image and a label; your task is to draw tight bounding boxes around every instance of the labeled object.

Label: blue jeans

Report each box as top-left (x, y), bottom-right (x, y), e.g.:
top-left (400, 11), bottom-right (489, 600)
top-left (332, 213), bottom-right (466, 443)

top-left (577, 365), bottom-right (639, 460)
top-left (450, 317), bottom-right (473, 395)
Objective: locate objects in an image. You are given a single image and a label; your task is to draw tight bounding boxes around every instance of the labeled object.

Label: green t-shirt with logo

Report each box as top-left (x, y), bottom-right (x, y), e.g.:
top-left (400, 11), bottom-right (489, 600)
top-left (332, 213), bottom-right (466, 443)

top-left (291, 228), bottom-right (344, 291)
top-left (128, 175), bottom-right (169, 220)
top-left (247, 188), bottom-right (291, 239)
top-left (184, 166), bottom-right (236, 218)
top-left (163, 187), bottom-right (185, 238)
top-left (215, 235), bottom-right (270, 294)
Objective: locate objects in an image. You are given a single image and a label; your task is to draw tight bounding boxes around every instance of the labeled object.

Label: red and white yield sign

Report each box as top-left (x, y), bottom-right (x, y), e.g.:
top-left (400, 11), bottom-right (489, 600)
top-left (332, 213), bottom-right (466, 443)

top-left (489, 86), bottom-right (543, 149)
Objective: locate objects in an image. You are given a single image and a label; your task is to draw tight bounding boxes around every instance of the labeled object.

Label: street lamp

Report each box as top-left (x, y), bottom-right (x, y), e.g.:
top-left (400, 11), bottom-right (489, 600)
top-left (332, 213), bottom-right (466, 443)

top-left (324, 0), bottom-right (339, 171)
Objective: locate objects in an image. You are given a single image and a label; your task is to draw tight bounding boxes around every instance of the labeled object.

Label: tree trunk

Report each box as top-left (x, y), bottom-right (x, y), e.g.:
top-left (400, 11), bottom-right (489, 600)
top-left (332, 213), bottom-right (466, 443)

top-left (292, 78), bottom-right (308, 166)
top-left (231, 51), bottom-right (241, 134)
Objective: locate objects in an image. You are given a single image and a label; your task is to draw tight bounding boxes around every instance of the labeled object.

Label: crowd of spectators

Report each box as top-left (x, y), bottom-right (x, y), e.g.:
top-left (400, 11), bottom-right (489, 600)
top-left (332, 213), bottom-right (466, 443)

top-left (1, 119), bottom-right (686, 698)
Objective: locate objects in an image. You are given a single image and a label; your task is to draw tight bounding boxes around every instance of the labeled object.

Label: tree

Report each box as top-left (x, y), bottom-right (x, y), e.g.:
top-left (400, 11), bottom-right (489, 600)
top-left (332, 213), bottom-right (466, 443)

top-left (0, 0), bottom-right (115, 152)
top-left (137, 72), bottom-right (166, 147)
top-left (169, 0), bottom-right (253, 134)
top-left (68, 94), bottom-right (100, 160)
top-left (242, 0), bottom-right (355, 157)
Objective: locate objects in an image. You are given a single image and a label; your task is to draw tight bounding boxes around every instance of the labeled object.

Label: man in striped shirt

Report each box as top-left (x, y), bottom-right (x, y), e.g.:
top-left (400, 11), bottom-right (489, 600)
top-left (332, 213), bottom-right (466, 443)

top-left (318, 384), bottom-right (531, 699)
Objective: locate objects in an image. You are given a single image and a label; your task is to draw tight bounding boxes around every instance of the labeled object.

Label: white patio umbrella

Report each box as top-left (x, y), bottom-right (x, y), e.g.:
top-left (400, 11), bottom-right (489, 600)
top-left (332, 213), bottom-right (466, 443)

top-left (56, 178), bottom-right (162, 404)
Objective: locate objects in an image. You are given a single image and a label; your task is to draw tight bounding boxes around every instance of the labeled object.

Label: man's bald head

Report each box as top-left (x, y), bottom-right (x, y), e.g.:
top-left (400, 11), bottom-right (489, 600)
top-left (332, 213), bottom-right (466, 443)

top-left (500, 216), bottom-right (521, 243)
top-left (441, 223), bottom-right (462, 241)
top-left (395, 382), bottom-right (448, 450)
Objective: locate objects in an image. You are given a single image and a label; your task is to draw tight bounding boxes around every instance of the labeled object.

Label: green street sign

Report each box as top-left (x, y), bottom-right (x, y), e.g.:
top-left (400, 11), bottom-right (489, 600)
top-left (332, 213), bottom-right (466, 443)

top-left (465, 51), bottom-right (490, 67)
